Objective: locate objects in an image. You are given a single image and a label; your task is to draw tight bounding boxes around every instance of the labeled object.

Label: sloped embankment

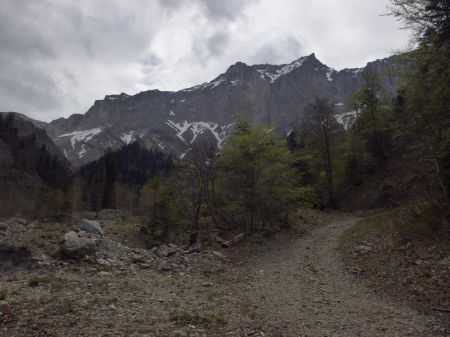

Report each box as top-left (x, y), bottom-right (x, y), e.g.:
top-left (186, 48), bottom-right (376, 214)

top-left (340, 206), bottom-right (450, 330)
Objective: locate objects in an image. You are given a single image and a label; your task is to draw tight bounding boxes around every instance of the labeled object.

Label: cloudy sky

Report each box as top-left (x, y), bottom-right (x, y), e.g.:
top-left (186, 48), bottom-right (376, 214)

top-left (0, 0), bottom-right (410, 122)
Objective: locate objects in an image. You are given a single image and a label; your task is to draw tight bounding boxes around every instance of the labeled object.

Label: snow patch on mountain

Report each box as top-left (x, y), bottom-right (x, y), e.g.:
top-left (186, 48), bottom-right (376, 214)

top-left (208, 77), bottom-right (226, 89)
top-left (336, 111), bottom-right (358, 130)
top-left (165, 120), bottom-right (192, 143)
top-left (257, 56), bottom-right (308, 83)
top-left (120, 131), bottom-right (135, 145)
top-left (79, 145), bottom-right (88, 158)
top-left (326, 68), bottom-right (335, 82)
top-left (58, 128), bottom-right (103, 149)
top-left (165, 120), bottom-right (234, 149)
top-left (151, 134), bottom-right (166, 150)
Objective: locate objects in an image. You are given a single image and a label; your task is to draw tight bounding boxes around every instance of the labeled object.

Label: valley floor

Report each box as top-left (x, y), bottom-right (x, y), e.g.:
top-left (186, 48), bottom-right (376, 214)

top-left (0, 214), bottom-right (448, 336)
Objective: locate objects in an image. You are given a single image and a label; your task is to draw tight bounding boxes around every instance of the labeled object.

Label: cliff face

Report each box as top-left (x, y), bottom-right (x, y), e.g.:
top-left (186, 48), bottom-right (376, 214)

top-left (44, 54), bottom-right (404, 166)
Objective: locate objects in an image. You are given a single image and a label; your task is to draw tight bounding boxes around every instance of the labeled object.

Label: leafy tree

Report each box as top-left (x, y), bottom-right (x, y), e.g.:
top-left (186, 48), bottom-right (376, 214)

top-left (141, 177), bottom-right (176, 239)
top-left (216, 118), bottom-right (305, 231)
top-left (350, 71), bottom-right (392, 163)
top-left (388, 0), bottom-right (450, 200)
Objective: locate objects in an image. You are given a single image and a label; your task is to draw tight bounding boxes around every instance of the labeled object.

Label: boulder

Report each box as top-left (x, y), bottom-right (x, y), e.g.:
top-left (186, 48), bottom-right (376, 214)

top-left (0, 223), bottom-right (7, 231)
top-left (77, 219), bottom-right (103, 236)
top-left (61, 231), bottom-right (97, 259)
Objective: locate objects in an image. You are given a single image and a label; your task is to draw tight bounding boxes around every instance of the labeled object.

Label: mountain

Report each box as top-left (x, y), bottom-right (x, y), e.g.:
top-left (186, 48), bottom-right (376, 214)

top-left (45, 53), bottom-right (404, 166)
top-left (0, 112), bottom-right (65, 163)
top-left (0, 112), bottom-right (71, 216)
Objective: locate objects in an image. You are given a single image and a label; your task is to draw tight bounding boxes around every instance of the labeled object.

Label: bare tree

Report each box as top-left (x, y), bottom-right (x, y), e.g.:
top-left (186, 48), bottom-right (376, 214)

top-left (175, 141), bottom-right (216, 245)
top-left (304, 97), bottom-right (338, 208)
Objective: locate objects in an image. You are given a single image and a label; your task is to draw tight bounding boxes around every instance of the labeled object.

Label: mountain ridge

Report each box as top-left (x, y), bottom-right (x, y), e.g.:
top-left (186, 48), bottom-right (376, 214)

top-left (28, 53), bottom-right (404, 166)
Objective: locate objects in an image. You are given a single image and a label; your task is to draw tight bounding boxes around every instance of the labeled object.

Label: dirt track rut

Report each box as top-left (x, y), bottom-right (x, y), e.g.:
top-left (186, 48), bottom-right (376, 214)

top-left (239, 217), bottom-right (445, 336)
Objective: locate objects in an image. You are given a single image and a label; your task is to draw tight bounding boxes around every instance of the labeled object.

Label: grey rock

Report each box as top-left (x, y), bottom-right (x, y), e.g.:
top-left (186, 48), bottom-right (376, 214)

top-left (222, 233), bottom-right (245, 248)
top-left (77, 219), bottom-right (103, 236)
top-left (156, 244), bottom-right (172, 258)
top-left (0, 300), bottom-right (11, 317)
top-left (186, 242), bottom-right (202, 254)
top-left (138, 263), bottom-right (151, 270)
top-left (0, 223), bottom-right (7, 231)
top-left (61, 231), bottom-right (97, 259)
top-left (354, 245), bottom-right (372, 255)
top-left (131, 253), bottom-right (145, 263)
top-left (202, 281), bottom-right (213, 287)
top-left (12, 217), bottom-right (28, 225)
top-left (211, 251), bottom-right (226, 260)
top-left (215, 236), bottom-right (226, 244)
top-left (161, 265), bottom-right (172, 272)
top-left (96, 258), bottom-right (112, 267)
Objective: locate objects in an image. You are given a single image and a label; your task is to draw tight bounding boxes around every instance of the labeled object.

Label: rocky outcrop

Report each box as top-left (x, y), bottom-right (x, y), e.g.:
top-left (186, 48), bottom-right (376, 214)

top-left (61, 231), bottom-right (98, 259)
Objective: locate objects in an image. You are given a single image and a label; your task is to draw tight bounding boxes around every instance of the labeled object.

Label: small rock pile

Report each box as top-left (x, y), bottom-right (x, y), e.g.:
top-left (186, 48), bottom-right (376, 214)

top-left (59, 219), bottom-right (227, 273)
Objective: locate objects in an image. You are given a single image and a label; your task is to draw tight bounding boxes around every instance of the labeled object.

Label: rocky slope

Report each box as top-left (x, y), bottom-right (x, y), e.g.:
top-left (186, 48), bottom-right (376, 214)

top-left (0, 113), bottom-right (70, 216)
top-left (44, 53), bottom-right (404, 166)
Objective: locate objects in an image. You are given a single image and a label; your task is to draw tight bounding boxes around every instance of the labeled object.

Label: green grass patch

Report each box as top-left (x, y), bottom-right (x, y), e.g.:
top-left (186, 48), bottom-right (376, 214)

top-left (28, 274), bottom-right (67, 291)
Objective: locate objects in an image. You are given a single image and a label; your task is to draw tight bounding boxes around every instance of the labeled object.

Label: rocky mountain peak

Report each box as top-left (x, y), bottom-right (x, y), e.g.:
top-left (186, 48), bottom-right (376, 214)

top-left (42, 53), bottom-right (403, 166)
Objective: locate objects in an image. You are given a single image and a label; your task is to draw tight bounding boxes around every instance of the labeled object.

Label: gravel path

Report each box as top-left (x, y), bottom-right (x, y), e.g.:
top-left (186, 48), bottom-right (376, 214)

top-left (239, 217), bottom-right (446, 337)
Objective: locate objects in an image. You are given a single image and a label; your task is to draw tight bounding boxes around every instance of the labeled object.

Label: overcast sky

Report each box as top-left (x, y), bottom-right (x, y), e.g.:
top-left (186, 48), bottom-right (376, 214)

top-left (0, 0), bottom-right (410, 122)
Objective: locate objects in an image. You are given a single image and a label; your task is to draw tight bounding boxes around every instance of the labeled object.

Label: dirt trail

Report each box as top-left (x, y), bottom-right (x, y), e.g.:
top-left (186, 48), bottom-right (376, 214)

top-left (2, 216), bottom-right (448, 336)
top-left (238, 216), bottom-right (446, 337)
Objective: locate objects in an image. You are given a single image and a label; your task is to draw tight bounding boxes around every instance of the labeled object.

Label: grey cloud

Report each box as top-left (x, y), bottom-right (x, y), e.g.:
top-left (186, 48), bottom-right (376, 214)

top-left (191, 31), bottom-right (232, 62)
top-left (0, 56), bottom-right (74, 121)
top-left (158, 0), bottom-right (259, 21)
top-left (0, 1), bottom-right (161, 120)
top-left (197, 0), bottom-right (259, 21)
top-left (250, 36), bottom-right (305, 65)
top-left (207, 32), bottom-right (231, 56)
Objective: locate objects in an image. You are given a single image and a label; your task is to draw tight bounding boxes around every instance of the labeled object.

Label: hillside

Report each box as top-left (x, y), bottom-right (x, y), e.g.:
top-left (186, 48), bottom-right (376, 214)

top-left (0, 113), bottom-right (71, 217)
